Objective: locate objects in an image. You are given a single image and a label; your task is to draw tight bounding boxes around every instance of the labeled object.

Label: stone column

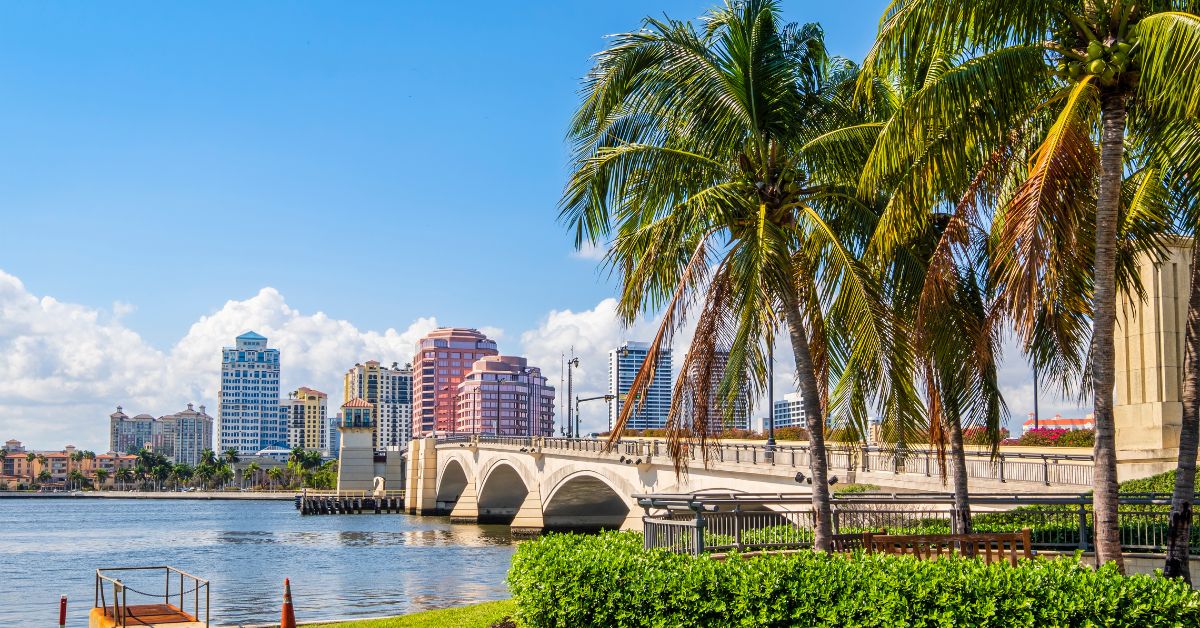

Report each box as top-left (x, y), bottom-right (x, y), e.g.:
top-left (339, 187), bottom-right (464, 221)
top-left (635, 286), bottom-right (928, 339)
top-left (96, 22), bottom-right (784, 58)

top-left (417, 437), bottom-right (440, 514)
top-left (336, 427), bottom-right (375, 492)
top-left (405, 438), bottom-right (420, 511)
top-left (1114, 240), bottom-right (1191, 480)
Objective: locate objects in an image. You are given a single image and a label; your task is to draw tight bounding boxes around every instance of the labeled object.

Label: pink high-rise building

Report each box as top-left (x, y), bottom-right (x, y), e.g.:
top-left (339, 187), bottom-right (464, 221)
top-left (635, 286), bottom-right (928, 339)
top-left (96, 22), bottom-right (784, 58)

top-left (412, 328), bottom-right (498, 435)
top-left (455, 355), bottom-right (556, 436)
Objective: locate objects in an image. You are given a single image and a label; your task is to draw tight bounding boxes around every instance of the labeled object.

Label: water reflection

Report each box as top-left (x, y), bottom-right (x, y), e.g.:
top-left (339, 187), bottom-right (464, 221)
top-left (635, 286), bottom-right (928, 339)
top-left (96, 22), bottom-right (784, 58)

top-left (0, 499), bottom-right (516, 625)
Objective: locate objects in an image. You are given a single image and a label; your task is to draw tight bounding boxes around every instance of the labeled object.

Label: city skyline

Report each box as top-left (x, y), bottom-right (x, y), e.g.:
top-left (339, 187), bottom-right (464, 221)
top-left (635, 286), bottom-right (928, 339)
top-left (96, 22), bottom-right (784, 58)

top-left (0, 272), bottom-right (1090, 452)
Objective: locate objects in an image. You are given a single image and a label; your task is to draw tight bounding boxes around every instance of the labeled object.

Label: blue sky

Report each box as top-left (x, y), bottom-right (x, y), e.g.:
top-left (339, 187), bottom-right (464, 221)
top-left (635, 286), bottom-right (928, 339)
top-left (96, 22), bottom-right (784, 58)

top-left (0, 0), bottom-right (887, 349)
top-left (0, 1), bottom-right (1083, 450)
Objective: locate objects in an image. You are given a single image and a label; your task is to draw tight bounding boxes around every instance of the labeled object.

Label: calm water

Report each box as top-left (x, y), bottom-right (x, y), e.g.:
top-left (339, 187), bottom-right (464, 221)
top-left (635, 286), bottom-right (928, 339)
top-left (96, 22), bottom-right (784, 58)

top-left (0, 498), bottom-right (517, 626)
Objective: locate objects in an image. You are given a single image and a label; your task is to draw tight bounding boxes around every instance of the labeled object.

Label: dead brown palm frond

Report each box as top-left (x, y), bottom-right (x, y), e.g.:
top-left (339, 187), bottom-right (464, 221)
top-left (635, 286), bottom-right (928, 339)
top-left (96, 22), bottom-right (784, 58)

top-left (992, 80), bottom-right (1099, 380)
top-left (659, 266), bottom-right (739, 475)
top-left (915, 131), bottom-right (1020, 333)
top-left (604, 235), bottom-right (714, 452)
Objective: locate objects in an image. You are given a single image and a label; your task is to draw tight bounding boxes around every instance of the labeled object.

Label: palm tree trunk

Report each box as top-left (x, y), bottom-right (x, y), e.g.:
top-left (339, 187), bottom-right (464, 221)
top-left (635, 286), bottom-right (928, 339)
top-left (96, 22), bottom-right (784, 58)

top-left (945, 412), bottom-right (972, 535)
top-left (782, 295), bottom-right (834, 551)
top-left (1091, 89), bottom-right (1127, 573)
top-left (1166, 242), bottom-right (1200, 581)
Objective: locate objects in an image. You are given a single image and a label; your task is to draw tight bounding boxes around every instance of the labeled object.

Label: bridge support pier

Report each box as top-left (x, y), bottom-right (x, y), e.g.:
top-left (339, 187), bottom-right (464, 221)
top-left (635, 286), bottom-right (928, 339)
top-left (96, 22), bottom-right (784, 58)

top-left (510, 482), bottom-right (544, 536)
top-left (449, 479), bottom-right (479, 523)
top-left (406, 436), bottom-right (440, 514)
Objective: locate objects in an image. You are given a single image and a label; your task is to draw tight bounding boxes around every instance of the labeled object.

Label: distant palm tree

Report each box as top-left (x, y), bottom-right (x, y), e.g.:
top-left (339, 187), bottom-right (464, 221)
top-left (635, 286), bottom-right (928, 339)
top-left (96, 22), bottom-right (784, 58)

top-left (115, 467), bottom-right (133, 491)
top-left (37, 469), bottom-right (51, 485)
top-left (67, 469), bottom-right (85, 490)
top-left (244, 461), bottom-right (262, 490)
top-left (94, 468), bottom-right (109, 490)
top-left (25, 452), bottom-right (35, 485)
top-left (267, 467), bottom-right (283, 492)
top-left (171, 464), bottom-right (193, 490)
top-left (199, 449), bottom-right (217, 467)
top-left (216, 466), bottom-right (234, 490)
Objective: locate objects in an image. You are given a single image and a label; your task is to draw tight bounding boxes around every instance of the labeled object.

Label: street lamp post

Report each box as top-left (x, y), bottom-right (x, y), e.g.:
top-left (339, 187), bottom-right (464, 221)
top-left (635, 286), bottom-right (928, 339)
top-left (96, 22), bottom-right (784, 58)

top-left (766, 342), bottom-right (776, 454)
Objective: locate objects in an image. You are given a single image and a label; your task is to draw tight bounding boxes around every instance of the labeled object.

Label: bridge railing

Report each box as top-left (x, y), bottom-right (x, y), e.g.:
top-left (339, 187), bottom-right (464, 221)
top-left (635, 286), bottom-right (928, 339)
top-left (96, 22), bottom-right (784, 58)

top-left (635, 492), bottom-right (1193, 556)
top-left (442, 435), bottom-right (1094, 487)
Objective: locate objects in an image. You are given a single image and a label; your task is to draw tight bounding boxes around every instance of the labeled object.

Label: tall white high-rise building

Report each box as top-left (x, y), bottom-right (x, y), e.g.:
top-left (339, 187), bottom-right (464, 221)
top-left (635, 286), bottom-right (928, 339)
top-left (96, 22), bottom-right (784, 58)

top-left (218, 331), bottom-right (284, 456)
top-left (344, 361), bottom-right (413, 448)
top-left (609, 341), bottom-right (673, 430)
top-left (772, 392), bottom-right (807, 428)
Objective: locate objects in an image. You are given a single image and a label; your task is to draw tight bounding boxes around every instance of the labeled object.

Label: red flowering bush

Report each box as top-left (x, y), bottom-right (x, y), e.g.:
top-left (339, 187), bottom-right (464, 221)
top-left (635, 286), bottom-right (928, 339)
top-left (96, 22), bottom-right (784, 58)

top-left (1016, 428), bottom-right (1069, 446)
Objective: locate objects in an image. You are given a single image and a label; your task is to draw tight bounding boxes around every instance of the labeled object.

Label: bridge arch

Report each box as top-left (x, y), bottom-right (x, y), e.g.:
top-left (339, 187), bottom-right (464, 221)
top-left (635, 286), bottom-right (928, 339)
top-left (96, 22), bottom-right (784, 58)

top-left (542, 470), bottom-right (634, 531)
top-left (435, 457), bottom-right (471, 513)
top-left (476, 461), bottom-right (529, 524)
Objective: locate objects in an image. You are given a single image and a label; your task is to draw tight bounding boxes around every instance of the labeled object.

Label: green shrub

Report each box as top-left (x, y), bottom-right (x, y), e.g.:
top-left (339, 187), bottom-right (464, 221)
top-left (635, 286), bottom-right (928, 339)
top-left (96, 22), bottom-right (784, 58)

top-left (833, 483), bottom-right (880, 495)
top-left (773, 426), bottom-right (808, 441)
top-left (508, 532), bottom-right (1200, 628)
top-left (1120, 470), bottom-right (1178, 494)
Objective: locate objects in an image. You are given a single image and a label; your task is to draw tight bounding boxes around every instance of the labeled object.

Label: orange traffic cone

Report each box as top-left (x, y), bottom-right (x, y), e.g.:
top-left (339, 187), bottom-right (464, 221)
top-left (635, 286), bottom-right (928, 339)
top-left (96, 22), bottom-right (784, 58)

top-left (281, 578), bottom-right (296, 628)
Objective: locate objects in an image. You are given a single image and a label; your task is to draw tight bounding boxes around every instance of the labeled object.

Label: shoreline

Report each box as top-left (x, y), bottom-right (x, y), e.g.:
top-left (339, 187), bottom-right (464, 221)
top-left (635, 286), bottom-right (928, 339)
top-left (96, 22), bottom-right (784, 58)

top-left (232, 599), bottom-right (518, 628)
top-left (0, 490), bottom-right (295, 500)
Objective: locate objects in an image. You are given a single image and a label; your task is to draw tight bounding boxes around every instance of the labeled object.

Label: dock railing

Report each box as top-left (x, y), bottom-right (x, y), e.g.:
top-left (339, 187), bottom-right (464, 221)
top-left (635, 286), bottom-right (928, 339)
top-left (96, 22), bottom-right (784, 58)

top-left (95, 566), bottom-right (209, 627)
top-left (636, 492), bottom-right (1197, 557)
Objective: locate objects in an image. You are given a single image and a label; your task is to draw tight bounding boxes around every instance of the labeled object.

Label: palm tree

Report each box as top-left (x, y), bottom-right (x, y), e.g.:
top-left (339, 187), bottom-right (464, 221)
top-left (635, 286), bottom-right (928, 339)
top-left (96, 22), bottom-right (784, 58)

top-left (267, 467), bottom-right (283, 492)
top-left (1143, 121), bottom-right (1200, 579)
top-left (67, 469), bottom-right (85, 491)
top-left (215, 465), bottom-right (234, 490)
top-left (94, 468), bottom-right (109, 490)
top-left (115, 467), bottom-right (133, 491)
top-left (562, 0), bottom-right (901, 551)
top-left (171, 464), bottom-right (193, 490)
top-left (24, 452), bottom-right (35, 485)
top-left (37, 469), bottom-right (51, 485)
top-left (819, 49), bottom-right (1037, 533)
top-left (194, 465), bottom-right (214, 491)
top-left (866, 0), bottom-right (1200, 572)
top-left (199, 448), bottom-right (217, 467)
top-left (244, 461), bottom-right (262, 490)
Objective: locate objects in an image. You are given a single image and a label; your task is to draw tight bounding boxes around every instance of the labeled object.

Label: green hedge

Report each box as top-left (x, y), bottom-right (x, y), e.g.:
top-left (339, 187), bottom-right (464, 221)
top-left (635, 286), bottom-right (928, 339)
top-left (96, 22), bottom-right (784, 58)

top-left (508, 532), bottom-right (1200, 628)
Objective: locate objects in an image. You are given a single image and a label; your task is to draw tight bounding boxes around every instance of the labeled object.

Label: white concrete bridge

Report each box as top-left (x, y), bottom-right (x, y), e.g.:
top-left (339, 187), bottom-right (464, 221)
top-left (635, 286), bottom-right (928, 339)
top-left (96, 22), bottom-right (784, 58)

top-left (404, 435), bottom-right (1095, 534)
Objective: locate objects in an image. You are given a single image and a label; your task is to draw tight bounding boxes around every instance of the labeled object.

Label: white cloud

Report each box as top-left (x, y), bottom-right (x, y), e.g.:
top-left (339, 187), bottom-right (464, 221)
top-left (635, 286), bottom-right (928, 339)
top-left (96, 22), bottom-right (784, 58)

top-left (0, 265), bottom-right (1094, 453)
top-left (0, 270), bottom-right (437, 452)
top-left (570, 241), bottom-right (608, 262)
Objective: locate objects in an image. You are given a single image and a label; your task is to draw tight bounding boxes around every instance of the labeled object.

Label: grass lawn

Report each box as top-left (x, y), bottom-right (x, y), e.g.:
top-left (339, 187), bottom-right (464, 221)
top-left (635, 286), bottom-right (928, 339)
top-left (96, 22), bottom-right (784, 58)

top-left (304, 599), bottom-right (518, 628)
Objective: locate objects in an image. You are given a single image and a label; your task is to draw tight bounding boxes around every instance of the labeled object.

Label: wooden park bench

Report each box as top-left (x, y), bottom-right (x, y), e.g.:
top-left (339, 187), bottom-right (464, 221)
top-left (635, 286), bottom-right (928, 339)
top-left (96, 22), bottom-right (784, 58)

top-left (866, 528), bottom-right (1033, 566)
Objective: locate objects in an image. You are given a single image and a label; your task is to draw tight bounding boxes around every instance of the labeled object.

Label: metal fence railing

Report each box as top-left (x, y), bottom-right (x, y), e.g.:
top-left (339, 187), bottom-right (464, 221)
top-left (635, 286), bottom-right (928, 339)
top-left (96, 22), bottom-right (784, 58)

top-left (636, 492), bottom-right (1197, 557)
top-left (95, 566), bottom-right (209, 628)
top-left (436, 435), bottom-right (1096, 487)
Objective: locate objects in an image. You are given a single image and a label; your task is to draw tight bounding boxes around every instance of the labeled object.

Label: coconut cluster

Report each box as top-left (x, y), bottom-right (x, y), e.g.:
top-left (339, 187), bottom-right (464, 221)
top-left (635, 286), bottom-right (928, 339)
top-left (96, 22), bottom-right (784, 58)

top-left (1056, 35), bottom-right (1139, 85)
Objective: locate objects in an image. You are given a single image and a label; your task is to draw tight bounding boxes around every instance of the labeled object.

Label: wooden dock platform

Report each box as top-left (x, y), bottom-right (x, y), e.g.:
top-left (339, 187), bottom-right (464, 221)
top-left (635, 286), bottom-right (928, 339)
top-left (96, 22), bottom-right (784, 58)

top-left (89, 604), bottom-right (205, 628)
